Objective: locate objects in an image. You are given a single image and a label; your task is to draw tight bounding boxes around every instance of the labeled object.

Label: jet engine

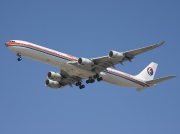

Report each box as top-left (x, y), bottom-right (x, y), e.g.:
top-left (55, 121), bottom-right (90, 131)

top-left (108, 51), bottom-right (124, 61)
top-left (47, 71), bottom-right (62, 81)
top-left (78, 58), bottom-right (94, 67)
top-left (45, 79), bottom-right (61, 88)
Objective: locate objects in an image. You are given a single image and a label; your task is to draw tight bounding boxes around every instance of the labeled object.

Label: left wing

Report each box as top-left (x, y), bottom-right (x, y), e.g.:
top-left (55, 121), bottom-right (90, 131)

top-left (60, 70), bottom-right (82, 87)
top-left (46, 70), bottom-right (83, 89)
top-left (69, 41), bottom-right (164, 72)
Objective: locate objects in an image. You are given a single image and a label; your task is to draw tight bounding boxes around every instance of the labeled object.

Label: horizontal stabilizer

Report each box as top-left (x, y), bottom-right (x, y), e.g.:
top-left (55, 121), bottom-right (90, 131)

top-left (146, 75), bottom-right (176, 85)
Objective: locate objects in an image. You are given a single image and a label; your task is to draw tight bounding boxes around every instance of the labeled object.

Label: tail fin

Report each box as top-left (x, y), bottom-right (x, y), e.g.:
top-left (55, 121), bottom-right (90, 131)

top-left (136, 62), bottom-right (158, 81)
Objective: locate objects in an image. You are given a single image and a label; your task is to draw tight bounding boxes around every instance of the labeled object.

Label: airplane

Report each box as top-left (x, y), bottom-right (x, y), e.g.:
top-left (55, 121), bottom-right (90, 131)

top-left (5, 40), bottom-right (176, 91)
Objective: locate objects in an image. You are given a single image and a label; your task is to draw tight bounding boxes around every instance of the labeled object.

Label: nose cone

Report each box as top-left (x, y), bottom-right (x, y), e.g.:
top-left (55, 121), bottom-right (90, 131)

top-left (5, 41), bottom-right (11, 47)
top-left (5, 42), bottom-right (8, 47)
top-left (5, 41), bottom-right (14, 47)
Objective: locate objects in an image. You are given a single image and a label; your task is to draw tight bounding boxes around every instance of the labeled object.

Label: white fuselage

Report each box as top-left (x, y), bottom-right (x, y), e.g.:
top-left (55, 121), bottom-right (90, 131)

top-left (6, 40), bottom-right (149, 89)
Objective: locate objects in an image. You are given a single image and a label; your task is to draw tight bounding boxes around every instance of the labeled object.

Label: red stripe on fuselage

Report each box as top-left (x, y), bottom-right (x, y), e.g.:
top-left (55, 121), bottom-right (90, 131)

top-left (6, 41), bottom-right (78, 61)
top-left (107, 68), bottom-right (149, 87)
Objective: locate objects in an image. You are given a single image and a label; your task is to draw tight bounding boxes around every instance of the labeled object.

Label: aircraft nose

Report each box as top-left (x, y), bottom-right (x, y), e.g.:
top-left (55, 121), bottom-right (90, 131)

top-left (5, 42), bottom-right (8, 47)
top-left (5, 41), bottom-right (12, 47)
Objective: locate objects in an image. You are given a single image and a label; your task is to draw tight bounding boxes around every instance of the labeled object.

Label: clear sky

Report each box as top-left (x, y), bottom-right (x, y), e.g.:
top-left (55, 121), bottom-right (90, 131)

top-left (1, 0), bottom-right (180, 134)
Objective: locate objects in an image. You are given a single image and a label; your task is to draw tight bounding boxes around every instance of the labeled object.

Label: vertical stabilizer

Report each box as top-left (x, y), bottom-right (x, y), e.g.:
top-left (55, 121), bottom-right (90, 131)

top-left (136, 62), bottom-right (158, 81)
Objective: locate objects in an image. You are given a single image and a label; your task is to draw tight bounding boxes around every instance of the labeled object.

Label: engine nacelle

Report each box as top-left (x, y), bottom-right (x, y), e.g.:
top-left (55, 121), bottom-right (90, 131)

top-left (47, 71), bottom-right (62, 81)
top-left (108, 51), bottom-right (124, 61)
top-left (78, 58), bottom-right (94, 67)
top-left (45, 79), bottom-right (61, 89)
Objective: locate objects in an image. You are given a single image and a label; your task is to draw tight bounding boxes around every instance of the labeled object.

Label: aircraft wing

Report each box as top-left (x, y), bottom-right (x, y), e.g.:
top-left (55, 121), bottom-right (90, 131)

top-left (122, 41), bottom-right (164, 59)
top-left (69, 41), bottom-right (164, 73)
top-left (91, 41), bottom-right (164, 72)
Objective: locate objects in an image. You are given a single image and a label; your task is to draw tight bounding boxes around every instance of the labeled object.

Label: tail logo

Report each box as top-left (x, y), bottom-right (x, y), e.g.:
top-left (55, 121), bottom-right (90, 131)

top-left (147, 67), bottom-right (153, 76)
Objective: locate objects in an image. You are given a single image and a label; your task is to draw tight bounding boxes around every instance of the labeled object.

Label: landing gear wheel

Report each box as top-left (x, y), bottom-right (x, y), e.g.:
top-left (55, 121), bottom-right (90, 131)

top-left (79, 84), bottom-right (85, 89)
top-left (93, 73), bottom-right (99, 79)
top-left (76, 81), bottom-right (82, 86)
top-left (17, 53), bottom-right (21, 57)
top-left (90, 79), bottom-right (95, 83)
top-left (17, 53), bottom-right (22, 61)
top-left (86, 80), bottom-right (90, 84)
top-left (99, 77), bottom-right (103, 81)
top-left (97, 77), bottom-right (103, 82)
top-left (76, 83), bottom-right (79, 86)
top-left (17, 57), bottom-right (22, 61)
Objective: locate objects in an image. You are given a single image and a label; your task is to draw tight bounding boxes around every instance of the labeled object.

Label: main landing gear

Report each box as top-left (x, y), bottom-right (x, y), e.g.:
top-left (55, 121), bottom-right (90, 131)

top-left (17, 53), bottom-right (22, 61)
top-left (75, 81), bottom-right (85, 89)
top-left (86, 73), bottom-right (103, 84)
top-left (76, 74), bottom-right (103, 89)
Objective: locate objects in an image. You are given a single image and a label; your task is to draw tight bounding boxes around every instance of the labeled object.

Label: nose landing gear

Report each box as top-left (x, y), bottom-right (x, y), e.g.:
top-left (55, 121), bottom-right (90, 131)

top-left (17, 53), bottom-right (22, 61)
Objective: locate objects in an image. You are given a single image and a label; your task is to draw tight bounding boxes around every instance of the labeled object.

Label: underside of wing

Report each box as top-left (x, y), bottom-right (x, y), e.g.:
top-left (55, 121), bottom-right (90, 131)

top-left (59, 70), bottom-right (83, 87)
top-left (45, 70), bottom-right (83, 89)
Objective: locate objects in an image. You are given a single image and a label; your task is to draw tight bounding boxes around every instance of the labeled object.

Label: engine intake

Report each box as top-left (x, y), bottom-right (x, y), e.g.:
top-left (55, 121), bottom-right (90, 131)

top-left (45, 79), bottom-right (61, 89)
top-left (47, 71), bottom-right (62, 81)
top-left (78, 58), bottom-right (94, 67)
top-left (109, 51), bottom-right (124, 61)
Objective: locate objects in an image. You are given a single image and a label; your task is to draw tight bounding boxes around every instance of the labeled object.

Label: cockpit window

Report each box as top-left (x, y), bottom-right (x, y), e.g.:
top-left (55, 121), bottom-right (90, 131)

top-left (10, 40), bottom-right (15, 42)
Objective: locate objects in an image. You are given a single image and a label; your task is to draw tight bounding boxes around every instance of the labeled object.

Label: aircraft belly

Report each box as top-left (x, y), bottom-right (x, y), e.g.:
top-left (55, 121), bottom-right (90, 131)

top-left (103, 72), bottom-right (139, 88)
top-left (62, 63), bottom-right (94, 78)
top-left (10, 46), bottom-right (65, 67)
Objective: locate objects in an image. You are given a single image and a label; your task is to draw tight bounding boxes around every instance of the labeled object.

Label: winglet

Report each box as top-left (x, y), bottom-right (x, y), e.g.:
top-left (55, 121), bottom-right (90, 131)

top-left (123, 41), bottom-right (165, 59)
top-left (158, 41), bottom-right (165, 46)
top-left (151, 40), bottom-right (165, 49)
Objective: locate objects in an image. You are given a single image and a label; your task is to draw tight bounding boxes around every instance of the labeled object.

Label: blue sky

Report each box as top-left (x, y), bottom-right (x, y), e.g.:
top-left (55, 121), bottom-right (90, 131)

top-left (1, 0), bottom-right (179, 134)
